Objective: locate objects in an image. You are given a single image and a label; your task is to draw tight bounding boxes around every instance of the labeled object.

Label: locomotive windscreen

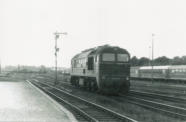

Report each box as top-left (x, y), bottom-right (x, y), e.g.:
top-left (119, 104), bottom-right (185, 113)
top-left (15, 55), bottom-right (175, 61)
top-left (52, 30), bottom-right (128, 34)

top-left (117, 54), bottom-right (129, 62)
top-left (102, 53), bottom-right (115, 61)
top-left (102, 53), bottom-right (129, 62)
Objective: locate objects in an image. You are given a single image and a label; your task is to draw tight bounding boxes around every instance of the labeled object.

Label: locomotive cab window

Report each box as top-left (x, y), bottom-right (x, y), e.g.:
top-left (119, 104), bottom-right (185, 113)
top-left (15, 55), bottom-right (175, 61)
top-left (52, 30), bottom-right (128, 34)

top-left (117, 54), bottom-right (129, 62)
top-left (102, 53), bottom-right (115, 61)
top-left (88, 57), bottom-right (94, 70)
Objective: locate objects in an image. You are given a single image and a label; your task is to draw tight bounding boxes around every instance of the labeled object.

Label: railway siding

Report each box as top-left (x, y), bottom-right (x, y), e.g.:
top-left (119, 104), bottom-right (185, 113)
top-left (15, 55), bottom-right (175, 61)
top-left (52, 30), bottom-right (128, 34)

top-left (121, 94), bottom-right (186, 120)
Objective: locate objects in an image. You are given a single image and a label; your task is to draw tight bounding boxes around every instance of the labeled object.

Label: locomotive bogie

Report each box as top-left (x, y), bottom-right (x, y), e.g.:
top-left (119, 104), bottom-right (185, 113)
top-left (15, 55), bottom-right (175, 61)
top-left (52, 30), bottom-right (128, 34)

top-left (70, 76), bottom-right (98, 91)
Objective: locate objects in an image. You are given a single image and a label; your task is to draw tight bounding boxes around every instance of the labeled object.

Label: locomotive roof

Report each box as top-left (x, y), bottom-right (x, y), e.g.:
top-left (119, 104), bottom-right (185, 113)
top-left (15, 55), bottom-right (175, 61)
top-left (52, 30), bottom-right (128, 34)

top-left (72, 45), bottom-right (129, 60)
top-left (91, 45), bottom-right (129, 55)
top-left (72, 49), bottom-right (94, 59)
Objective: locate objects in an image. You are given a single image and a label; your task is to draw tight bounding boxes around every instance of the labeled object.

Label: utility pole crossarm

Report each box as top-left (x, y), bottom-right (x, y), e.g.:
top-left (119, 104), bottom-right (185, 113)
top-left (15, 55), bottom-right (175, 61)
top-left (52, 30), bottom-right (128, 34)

top-left (151, 33), bottom-right (155, 81)
top-left (54, 32), bottom-right (68, 35)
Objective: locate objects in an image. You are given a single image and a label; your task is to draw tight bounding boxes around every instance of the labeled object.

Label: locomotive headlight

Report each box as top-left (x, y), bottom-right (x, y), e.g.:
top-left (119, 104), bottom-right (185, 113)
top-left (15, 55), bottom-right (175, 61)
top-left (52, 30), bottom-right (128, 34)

top-left (126, 76), bottom-right (130, 80)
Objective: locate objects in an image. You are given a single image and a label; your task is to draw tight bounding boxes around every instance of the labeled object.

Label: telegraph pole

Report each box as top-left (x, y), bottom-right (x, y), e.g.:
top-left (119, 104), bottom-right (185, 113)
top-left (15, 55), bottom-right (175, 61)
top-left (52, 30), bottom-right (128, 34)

top-left (0, 59), bottom-right (1, 74)
top-left (54, 31), bottom-right (67, 85)
top-left (149, 46), bottom-right (151, 66)
top-left (151, 33), bottom-right (155, 81)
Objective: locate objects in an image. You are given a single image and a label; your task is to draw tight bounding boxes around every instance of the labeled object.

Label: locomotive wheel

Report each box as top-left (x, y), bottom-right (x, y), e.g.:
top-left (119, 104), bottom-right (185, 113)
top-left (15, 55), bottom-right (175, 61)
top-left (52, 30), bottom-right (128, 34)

top-left (89, 81), bottom-right (98, 92)
top-left (88, 81), bottom-right (91, 91)
top-left (93, 81), bottom-right (98, 92)
top-left (75, 77), bottom-right (79, 87)
top-left (122, 84), bottom-right (130, 94)
top-left (83, 80), bottom-right (87, 89)
top-left (70, 76), bottom-right (75, 86)
top-left (90, 81), bottom-right (94, 91)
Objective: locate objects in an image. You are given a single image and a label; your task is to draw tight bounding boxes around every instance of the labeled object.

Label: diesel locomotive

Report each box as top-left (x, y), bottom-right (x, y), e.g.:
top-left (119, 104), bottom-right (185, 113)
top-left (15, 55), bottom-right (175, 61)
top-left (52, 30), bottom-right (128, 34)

top-left (70, 45), bottom-right (130, 94)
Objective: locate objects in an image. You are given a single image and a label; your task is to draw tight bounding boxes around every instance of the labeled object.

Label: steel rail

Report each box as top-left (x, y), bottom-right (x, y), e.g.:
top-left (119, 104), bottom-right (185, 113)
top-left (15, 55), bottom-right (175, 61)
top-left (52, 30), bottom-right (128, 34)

top-left (130, 90), bottom-right (186, 104)
top-left (130, 88), bottom-right (186, 97)
top-left (31, 80), bottom-right (138, 122)
top-left (120, 94), bottom-right (186, 120)
top-left (32, 81), bottom-right (97, 122)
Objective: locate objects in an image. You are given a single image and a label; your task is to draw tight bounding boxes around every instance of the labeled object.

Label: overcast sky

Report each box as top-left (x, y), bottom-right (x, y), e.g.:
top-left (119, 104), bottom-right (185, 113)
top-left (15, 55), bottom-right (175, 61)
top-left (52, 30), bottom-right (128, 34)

top-left (0, 0), bottom-right (186, 67)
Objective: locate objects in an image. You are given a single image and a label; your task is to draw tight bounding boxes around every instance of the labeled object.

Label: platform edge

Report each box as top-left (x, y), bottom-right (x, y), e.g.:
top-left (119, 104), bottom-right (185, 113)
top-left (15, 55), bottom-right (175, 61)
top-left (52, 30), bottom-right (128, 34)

top-left (26, 80), bottom-right (78, 122)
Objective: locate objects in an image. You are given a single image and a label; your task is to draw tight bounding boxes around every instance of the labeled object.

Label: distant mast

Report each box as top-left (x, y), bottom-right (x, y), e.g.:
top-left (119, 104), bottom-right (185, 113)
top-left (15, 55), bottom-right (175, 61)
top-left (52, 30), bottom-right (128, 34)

top-left (0, 59), bottom-right (1, 74)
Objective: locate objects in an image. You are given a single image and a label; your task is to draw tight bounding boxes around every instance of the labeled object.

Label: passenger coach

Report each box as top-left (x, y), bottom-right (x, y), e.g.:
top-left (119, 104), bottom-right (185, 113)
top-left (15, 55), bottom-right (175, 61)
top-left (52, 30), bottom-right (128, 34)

top-left (130, 65), bottom-right (186, 80)
top-left (70, 45), bottom-right (130, 94)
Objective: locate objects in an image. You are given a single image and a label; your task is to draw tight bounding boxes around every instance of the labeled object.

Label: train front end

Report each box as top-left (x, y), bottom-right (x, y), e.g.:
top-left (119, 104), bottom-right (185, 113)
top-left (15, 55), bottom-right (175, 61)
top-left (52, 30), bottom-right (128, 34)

top-left (98, 47), bottom-right (130, 94)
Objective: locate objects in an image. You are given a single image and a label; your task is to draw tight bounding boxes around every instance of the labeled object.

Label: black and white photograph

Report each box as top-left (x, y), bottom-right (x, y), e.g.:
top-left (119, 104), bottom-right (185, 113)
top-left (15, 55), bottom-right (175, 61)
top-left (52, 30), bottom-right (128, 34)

top-left (0, 0), bottom-right (186, 122)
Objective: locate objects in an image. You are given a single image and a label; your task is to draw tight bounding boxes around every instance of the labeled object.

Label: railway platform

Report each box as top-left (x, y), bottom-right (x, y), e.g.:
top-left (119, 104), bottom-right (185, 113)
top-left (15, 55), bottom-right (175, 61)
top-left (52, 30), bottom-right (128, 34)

top-left (0, 80), bottom-right (77, 122)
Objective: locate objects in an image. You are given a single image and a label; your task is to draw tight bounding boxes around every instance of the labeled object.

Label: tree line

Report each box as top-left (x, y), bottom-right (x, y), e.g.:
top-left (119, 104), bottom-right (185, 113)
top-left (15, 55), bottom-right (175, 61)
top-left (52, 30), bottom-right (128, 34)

top-left (130, 56), bottom-right (186, 66)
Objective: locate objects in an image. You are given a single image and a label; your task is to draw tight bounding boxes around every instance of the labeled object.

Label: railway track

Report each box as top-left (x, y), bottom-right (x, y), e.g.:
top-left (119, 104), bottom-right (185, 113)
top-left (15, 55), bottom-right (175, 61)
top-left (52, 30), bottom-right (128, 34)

top-left (31, 78), bottom-right (186, 120)
top-left (121, 93), bottom-right (186, 120)
top-left (52, 80), bottom-right (186, 106)
top-left (129, 90), bottom-right (186, 104)
top-left (131, 84), bottom-right (186, 93)
top-left (29, 80), bottom-right (137, 122)
top-left (130, 87), bottom-right (186, 98)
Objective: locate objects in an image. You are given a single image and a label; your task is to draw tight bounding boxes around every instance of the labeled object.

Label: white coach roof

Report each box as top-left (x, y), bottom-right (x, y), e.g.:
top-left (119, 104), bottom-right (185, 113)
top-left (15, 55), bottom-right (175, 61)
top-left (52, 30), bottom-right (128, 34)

top-left (140, 66), bottom-right (170, 70)
top-left (169, 65), bottom-right (186, 69)
top-left (137, 65), bottom-right (186, 70)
